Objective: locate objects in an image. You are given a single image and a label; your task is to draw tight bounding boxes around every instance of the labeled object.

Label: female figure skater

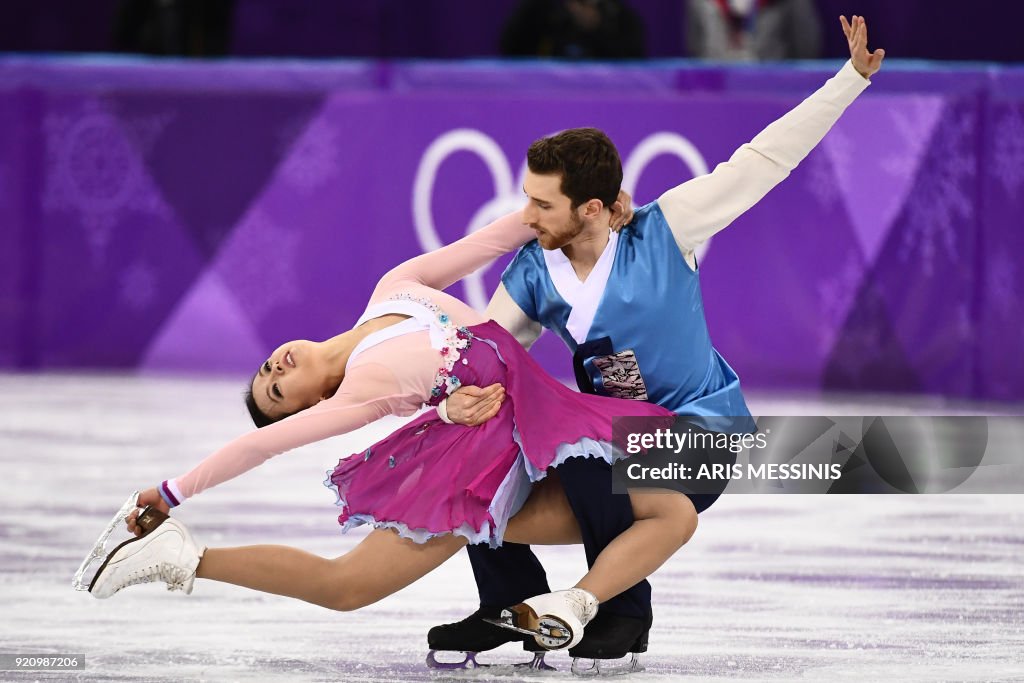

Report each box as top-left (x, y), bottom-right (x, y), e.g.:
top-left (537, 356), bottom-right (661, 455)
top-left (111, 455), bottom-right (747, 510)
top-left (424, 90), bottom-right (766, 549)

top-left (88, 206), bottom-right (694, 651)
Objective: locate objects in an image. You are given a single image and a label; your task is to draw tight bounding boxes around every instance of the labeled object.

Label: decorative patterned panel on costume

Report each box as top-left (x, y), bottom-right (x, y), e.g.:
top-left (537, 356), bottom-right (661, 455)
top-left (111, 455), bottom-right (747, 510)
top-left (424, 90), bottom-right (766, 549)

top-left (592, 349), bottom-right (649, 401)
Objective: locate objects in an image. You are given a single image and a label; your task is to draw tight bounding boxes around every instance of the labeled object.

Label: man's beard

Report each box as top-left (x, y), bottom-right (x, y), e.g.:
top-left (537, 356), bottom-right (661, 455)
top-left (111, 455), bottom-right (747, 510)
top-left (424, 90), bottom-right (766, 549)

top-left (538, 210), bottom-right (585, 250)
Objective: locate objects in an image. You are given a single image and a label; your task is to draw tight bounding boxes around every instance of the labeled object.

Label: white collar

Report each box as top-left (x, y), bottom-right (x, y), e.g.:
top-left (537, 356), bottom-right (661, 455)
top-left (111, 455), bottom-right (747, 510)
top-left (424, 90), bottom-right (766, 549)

top-left (541, 230), bottom-right (619, 344)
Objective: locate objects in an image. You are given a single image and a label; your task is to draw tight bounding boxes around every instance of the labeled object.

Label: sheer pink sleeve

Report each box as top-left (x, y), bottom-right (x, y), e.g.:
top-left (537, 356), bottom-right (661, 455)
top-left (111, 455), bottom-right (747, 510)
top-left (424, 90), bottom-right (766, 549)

top-left (169, 362), bottom-right (408, 502)
top-left (371, 210), bottom-right (535, 298)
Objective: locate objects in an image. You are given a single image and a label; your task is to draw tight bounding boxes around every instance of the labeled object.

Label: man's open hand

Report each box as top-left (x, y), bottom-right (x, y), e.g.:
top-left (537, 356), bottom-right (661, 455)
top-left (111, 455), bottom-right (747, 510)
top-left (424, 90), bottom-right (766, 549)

top-left (841, 15), bottom-right (885, 79)
top-left (444, 383), bottom-right (506, 426)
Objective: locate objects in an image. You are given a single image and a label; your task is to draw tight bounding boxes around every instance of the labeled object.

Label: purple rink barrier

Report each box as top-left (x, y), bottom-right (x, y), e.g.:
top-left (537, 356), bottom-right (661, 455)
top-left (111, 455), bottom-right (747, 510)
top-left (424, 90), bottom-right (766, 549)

top-left (0, 56), bottom-right (1021, 401)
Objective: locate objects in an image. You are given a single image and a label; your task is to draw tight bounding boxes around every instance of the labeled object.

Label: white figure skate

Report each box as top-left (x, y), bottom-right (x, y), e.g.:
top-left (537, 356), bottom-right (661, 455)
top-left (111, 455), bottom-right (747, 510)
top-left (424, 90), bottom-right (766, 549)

top-left (73, 493), bottom-right (203, 598)
top-left (488, 588), bottom-right (599, 650)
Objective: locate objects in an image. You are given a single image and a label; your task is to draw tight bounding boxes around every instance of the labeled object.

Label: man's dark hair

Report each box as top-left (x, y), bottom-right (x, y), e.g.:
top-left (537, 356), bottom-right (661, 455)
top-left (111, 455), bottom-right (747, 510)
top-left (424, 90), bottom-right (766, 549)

top-left (526, 127), bottom-right (622, 209)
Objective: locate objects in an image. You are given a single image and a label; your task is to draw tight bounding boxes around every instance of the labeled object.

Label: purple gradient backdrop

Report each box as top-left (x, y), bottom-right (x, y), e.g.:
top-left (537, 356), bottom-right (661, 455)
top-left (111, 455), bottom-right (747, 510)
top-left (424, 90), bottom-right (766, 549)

top-left (1, 57), bottom-right (1021, 402)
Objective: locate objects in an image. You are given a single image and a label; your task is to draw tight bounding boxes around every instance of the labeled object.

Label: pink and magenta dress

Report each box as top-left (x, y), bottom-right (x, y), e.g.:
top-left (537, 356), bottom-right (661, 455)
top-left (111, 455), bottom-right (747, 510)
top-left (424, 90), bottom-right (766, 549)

top-left (163, 212), bottom-right (671, 547)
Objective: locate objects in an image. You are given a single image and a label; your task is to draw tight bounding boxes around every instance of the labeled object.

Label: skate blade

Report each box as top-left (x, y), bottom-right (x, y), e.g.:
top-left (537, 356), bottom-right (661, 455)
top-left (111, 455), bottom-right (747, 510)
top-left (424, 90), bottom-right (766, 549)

top-left (571, 653), bottom-right (645, 677)
top-left (85, 531), bottom-right (148, 595)
top-left (482, 617), bottom-right (537, 638)
top-left (485, 605), bottom-right (573, 650)
top-left (71, 491), bottom-right (139, 592)
top-left (73, 494), bottom-right (170, 594)
top-left (426, 650), bottom-right (555, 671)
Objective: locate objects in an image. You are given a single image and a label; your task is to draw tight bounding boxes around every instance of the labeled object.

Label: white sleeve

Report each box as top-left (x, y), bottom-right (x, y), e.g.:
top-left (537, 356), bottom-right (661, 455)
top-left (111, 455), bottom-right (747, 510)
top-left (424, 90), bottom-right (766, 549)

top-left (658, 60), bottom-right (871, 259)
top-left (485, 283), bottom-right (543, 350)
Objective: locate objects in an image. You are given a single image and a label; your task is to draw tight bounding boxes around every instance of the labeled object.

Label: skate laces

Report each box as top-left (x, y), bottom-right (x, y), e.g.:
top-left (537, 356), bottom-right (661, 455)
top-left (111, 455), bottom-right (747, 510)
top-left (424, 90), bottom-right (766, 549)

top-left (117, 562), bottom-right (193, 593)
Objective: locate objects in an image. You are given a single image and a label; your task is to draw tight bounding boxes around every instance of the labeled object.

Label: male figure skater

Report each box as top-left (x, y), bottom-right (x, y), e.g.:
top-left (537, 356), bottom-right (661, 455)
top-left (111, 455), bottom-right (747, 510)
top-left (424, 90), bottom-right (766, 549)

top-left (427, 15), bottom-right (884, 672)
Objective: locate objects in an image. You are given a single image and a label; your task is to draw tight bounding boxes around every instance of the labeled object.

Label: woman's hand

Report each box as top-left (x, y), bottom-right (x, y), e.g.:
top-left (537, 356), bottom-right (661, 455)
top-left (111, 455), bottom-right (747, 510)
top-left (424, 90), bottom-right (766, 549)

top-left (126, 487), bottom-right (170, 537)
top-left (443, 383), bottom-right (506, 426)
top-left (840, 15), bottom-right (885, 79)
top-left (610, 189), bottom-right (634, 232)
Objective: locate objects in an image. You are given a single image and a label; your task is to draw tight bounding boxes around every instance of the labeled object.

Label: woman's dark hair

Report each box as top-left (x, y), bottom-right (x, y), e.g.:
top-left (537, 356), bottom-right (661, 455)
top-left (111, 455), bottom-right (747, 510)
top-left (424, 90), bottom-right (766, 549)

top-left (244, 386), bottom-right (274, 428)
top-left (244, 373), bottom-right (297, 428)
top-left (526, 127), bottom-right (622, 210)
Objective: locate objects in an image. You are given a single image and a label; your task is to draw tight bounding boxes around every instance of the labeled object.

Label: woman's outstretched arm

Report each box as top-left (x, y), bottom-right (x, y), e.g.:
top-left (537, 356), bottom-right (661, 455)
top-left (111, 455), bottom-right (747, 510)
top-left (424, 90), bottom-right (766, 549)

top-left (155, 362), bottom-right (408, 508)
top-left (371, 211), bottom-right (535, 298)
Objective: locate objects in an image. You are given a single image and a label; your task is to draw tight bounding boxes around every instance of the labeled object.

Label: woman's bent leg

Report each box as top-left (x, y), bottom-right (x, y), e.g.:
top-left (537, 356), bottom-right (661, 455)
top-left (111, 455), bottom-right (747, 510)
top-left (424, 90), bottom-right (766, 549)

top-left (503, 473), bottom-right (582, 546)
top-left (197, 529), bottom-right (467, 611)
top-left (575, 489), bottom-right (697, 602)
top-left (503, 475), bottom-right (697, 604)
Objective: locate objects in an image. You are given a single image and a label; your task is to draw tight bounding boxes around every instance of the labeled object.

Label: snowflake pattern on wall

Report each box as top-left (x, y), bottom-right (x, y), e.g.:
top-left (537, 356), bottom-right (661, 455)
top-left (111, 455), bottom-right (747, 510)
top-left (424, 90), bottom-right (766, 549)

top-left (118, 261), bottom-right (159, 311)
top-left (897, 106), bottom-right (977, 277)
top-left (880, 96), bottom-right (939, 181)
top-left (821, 126), bottom-right (853, 199)
top-left (832, 314), bottom-right (884, 380)
top-left (987, 251), bottom-right (1017, 320)
top-left (816, 253), bottom-right (864, 355)
top-left (217, 209), bottom-right (302, 322)
top-left (992, 105), bottom-right (1024, 199)
top-left (42, 101), bottom-right (173, 263)
top-left (805, 148), bottom-right (841, 209)
top-left (278, 116), bottom-right (341, 195)
top-left (0, 161), bottom-right (10, 214)
top-left (954, 303), bottom-right (973, 341)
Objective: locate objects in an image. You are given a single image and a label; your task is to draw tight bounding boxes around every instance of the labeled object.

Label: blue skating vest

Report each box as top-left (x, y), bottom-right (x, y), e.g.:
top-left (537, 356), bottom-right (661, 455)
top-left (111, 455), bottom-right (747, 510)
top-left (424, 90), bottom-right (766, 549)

top-left (502, 201), bottom-right (752, 432)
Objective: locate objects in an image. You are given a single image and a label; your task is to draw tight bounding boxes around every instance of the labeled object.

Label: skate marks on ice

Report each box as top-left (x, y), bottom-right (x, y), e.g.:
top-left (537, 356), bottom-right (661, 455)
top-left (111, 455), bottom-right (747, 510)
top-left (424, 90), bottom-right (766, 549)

top-left (649, 495), bottom-right (1024, 682)
top-left (0, 374), bottom-right (1022, 681)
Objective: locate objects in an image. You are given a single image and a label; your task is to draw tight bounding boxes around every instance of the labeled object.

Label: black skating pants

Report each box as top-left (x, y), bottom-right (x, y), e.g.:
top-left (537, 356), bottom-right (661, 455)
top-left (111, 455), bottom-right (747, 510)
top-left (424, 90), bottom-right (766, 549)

top-left (468, 455), bottom-right (652, 618)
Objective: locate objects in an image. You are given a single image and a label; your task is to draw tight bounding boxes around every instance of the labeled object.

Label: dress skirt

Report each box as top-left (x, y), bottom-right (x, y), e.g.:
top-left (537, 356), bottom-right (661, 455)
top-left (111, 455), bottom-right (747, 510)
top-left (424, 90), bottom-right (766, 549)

top-left (325, 320), bottom-right (673, 547)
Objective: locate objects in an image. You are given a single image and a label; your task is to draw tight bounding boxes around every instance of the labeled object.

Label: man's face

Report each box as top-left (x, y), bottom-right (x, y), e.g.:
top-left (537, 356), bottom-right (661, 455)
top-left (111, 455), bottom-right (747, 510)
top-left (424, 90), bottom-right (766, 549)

top-left (521, 171), bottom-right (585, 250)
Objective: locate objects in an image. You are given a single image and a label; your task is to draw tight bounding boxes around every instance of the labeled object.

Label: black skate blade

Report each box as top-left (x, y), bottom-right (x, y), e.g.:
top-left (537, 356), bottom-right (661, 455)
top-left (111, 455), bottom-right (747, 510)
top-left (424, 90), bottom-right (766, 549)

top-left (483, 617), bottom-right (539, 637)
top-left (484, 616), bottom-right (572, 651)
top-left (426, 650), bottom-right (555, 671)
top-left (484, 617), bottom-right (570, 642)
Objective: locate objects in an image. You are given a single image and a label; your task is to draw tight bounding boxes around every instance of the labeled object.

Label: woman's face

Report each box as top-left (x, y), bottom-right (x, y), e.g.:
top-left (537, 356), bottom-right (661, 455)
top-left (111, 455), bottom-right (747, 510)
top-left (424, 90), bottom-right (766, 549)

top-left (251, 339), bottom-right (327, 420)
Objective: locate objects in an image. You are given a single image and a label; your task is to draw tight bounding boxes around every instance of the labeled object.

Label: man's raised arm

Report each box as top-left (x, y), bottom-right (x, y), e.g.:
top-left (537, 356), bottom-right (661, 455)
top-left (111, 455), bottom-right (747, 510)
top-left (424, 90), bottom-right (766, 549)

top-left (658, 15), bottom-right (883, 265)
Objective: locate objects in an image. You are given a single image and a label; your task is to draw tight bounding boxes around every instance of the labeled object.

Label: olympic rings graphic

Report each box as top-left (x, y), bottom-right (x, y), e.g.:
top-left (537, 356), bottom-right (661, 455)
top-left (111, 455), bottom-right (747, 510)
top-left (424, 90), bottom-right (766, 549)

top-left (413, 129), bottom-right (711, 310)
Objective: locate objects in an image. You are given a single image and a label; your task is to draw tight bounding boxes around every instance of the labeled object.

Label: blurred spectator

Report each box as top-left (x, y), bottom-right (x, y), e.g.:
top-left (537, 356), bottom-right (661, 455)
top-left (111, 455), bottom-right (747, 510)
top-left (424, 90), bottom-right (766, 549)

top-left (501, 0), bottom-right (646, 59)
top-left (114, 0), bottom-right (234, 56)
top-left (686, 0), bottom-right (821, 61)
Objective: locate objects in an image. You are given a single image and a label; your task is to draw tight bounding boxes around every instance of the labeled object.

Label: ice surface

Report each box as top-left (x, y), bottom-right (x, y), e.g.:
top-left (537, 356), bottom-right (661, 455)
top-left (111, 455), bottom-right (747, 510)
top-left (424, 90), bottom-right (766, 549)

top-left (1, 374), bottom-right (1021, 682)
